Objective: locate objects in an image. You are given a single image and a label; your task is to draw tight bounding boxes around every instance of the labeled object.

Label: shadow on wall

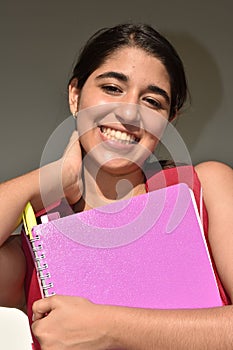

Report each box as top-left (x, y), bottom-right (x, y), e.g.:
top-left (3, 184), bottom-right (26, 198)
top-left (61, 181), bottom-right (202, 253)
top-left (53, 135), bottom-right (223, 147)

top-left (159, 32), bottom-right (223, 164)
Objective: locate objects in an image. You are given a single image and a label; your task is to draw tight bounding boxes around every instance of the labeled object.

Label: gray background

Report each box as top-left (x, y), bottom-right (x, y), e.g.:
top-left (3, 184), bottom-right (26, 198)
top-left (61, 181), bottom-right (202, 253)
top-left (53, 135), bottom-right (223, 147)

top-left (0, 0), bottom-right (232, 182)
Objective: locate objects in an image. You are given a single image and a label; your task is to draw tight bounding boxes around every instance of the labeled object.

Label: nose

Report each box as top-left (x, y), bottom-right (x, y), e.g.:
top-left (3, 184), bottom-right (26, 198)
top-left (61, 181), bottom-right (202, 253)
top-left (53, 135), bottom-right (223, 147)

top-left (114, 103), bottom-right (140, 126)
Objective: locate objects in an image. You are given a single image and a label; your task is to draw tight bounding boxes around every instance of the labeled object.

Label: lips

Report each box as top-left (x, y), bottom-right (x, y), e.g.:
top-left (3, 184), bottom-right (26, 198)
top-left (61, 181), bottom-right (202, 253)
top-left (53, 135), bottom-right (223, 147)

top-left (99, 126), bottom-right (140, 145)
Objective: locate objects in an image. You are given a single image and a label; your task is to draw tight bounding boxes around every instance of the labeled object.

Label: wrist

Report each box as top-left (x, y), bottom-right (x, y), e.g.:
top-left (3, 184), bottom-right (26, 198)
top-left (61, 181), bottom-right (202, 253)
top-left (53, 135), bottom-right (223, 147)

top-left (96, 304), bottom-right (128, 349)
top-left (58, 157), bottom-right (83, 205)
top-left (32, 161), bottom-right (65, 210)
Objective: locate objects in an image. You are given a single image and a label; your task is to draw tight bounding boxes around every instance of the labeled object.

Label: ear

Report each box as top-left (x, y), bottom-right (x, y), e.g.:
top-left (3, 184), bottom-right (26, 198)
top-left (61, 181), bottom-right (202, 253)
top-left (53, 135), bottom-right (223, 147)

top-left (68, 78), bottom-right (79, 116)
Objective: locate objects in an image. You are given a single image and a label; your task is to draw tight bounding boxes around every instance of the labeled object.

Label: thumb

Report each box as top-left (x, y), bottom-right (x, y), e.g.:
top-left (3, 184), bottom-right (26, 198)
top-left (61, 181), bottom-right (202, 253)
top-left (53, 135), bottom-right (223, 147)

top-left (63, 130), bottom-right (82, 165)
top-left (64, 130), bottom-right (80, 154)
top-left (32, 296), bottom-right (55, 321)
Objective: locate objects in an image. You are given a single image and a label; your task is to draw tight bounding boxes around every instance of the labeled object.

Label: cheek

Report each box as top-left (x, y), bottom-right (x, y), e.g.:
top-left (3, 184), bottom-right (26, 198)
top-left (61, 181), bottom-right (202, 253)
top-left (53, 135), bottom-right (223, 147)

top-left (141, 112), bottom-right (168, 142)
top-left (79, 129), bottom-right (96, 148)
top-left (78, 134), bottom-right (92, 157)
top-left (145, 133), bottom-right (160, 152)
top-left (78, 85), bottom-right (107, 111)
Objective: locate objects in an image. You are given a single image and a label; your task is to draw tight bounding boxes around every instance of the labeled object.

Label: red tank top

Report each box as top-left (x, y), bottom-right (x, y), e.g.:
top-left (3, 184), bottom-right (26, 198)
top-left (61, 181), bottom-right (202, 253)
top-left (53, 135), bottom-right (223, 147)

top-left (21, 165), bottom-right (230, 349)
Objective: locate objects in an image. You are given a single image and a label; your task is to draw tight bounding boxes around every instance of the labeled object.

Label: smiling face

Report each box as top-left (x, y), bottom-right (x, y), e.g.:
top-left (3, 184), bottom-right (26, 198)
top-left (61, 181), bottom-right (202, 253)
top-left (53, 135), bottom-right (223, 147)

top-left (69, 47), bottom-right (172, 175)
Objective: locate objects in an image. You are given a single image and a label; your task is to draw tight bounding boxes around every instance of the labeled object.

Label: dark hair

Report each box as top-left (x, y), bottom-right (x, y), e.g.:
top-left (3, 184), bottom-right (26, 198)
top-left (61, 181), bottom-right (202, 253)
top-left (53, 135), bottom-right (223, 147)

top-left (69, 23), bottom-right (188, 120)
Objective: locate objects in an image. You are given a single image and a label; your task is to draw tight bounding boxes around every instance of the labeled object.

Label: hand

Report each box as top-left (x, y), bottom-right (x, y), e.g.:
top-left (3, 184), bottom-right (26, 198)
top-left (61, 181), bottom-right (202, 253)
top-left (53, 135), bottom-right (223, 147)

top-left (60, 130), bottom-right (83, 205)
top-left (32, 295), bottom-right (119, 350)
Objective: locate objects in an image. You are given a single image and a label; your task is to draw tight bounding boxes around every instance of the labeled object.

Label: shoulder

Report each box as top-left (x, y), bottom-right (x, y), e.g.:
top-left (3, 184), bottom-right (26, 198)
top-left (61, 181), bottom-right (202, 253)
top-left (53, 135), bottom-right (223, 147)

top-left (194, 161), bottom-right (233, 194)
top-left (194, 160), bottom-right (233, 210)
top-left (195, 160), bottom-right (232, 174)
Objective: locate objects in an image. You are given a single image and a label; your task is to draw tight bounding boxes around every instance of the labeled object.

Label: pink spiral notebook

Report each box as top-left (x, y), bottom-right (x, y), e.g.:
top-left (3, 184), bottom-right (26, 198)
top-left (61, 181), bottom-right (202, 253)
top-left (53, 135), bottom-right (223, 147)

top-left (27, 183), bottom-right (223, 309)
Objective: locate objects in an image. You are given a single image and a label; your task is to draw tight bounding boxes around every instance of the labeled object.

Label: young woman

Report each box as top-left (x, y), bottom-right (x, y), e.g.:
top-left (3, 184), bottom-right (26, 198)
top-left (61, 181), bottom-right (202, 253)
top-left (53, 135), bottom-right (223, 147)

top-left (0, 23), bottom-right (232, 349)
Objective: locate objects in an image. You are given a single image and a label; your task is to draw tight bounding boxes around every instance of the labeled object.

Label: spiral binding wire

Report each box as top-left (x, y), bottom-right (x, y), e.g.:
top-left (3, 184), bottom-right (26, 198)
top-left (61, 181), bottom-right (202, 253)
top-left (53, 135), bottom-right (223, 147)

top-left (30, 235), bottom-right (55, 297)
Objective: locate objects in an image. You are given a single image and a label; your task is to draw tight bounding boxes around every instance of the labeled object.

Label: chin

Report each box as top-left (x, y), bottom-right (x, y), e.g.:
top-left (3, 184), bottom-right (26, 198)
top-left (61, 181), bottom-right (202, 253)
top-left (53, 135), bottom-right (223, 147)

top-left (99, 158), bottom-right (144, 175)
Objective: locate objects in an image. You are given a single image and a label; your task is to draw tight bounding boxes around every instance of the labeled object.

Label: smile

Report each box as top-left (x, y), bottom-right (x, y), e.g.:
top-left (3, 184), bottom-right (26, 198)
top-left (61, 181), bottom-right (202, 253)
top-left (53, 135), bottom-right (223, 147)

top-left (99, 126), bottom-right (139, 145)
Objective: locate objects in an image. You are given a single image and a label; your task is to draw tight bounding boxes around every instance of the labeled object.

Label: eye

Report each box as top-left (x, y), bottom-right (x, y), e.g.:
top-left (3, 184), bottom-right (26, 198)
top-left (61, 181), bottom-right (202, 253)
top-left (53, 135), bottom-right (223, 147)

top-left (143, 97), bottom-right (163, 110)
top-left (101, 84), bottom-right (123, 95)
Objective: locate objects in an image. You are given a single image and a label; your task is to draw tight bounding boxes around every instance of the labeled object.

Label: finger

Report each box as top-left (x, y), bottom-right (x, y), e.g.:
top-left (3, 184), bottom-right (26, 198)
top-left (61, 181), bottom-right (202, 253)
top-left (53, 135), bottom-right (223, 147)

top-left (64, 130), bottom-right (81, 155)
top-left (70, 129), bottom-right (79, 141)
top-left (32, 296), bottom-right (55, 321)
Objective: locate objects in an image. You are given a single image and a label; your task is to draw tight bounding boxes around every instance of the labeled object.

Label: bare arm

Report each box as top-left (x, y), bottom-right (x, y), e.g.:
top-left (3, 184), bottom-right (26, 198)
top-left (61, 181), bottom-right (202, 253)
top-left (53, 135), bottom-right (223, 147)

top-left (32, 161), bottom-right (233, 349)
top-left (32, 296), bottom-right (233, 350)
top-left (0, 169), bottom-right (42, 310)
top-left (0, 131), bottom-right (82, 244)
top-left (0, 131), bottom-right (82, 309)
top-left (195, 161), bottom-right (233, 300)
top-left (0, 169), bottom-right (42, 246)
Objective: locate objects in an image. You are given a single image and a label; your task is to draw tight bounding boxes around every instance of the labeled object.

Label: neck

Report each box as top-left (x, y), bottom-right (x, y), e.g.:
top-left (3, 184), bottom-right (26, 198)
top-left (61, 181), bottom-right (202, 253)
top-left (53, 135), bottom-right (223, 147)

top-left (75, 158), bottom-right (146, 211)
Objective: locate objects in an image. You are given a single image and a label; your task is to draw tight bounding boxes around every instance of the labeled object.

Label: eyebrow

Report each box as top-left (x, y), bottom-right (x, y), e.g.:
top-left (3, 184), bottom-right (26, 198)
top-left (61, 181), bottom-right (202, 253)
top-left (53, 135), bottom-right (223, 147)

top-left (95, 71), bottom-right (128, 82)
top-left (95, 71), bottom-right (170, 106)
top-left (148, 85), bottom-right (170, 106)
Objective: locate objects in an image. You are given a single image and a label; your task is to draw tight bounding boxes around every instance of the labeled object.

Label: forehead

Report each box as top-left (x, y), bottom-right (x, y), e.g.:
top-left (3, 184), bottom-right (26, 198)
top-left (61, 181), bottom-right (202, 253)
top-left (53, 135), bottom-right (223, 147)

top-left (93, 46), bottom-right (171, 91)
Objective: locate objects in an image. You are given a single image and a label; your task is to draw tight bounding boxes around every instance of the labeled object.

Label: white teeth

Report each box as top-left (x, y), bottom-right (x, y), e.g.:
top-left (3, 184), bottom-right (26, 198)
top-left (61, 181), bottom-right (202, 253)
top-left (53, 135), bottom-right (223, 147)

top-left (121, 132), bottom-right (127, 140)
top-left (101, 127), bottom-right (137, 144)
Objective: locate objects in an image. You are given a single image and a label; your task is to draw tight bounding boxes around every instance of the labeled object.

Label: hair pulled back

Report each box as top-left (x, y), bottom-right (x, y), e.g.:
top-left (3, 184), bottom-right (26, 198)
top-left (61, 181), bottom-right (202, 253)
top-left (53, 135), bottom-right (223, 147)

top-left (69, 23), bottom-right (188, 120)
